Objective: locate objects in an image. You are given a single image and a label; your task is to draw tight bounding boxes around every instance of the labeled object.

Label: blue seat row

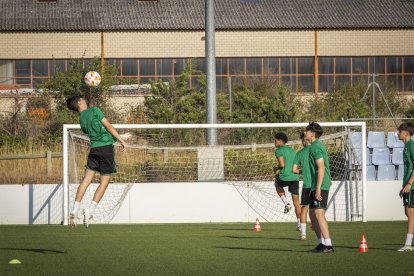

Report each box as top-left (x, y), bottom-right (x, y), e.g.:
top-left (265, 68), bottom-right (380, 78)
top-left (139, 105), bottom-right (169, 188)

top-left (354, 147), bottom-right (403, 165)
top-left (353, 131), bottom-right (406, 149)
top-left (366, 164), bottom-right (404, 181)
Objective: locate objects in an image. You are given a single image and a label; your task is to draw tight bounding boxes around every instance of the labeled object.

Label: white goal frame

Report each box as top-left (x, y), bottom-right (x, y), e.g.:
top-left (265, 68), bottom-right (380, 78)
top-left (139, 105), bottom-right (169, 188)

top-left (63, 122), bottom-right (367, 225)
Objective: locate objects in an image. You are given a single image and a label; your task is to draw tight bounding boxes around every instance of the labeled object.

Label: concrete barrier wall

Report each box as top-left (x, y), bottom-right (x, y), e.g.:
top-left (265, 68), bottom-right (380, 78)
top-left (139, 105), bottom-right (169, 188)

top-left (0, 181), bottom-right (406, 225)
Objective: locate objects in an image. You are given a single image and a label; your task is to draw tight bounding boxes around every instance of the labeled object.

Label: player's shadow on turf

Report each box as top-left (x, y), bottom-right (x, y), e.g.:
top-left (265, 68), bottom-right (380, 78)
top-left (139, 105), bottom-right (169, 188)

top-left (298, 244), bottom-right (396, 251)
top-left (213, 246), bottom-right (304, 253)
top-left (203, 228), bottom-right (250, 231)
top-left (226, 235), bottom-right (298, 241)
top-left (0, 248), bottom-right (66, 254)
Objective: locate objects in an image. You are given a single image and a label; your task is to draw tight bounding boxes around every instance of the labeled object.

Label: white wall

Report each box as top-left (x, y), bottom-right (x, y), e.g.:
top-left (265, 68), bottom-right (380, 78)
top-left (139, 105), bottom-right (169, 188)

top-left (0, 181), bottom-right (407, 225)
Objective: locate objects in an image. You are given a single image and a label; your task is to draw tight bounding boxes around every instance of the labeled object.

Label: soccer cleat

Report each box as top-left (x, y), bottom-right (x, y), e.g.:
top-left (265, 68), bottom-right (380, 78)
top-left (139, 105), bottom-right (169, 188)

top-left (69, 212), bottom-right (77, 228)
top-left (83, 209), bottom-right (93, 228)
top-left (297, 225), bottom-right (301, 231)
top-left (322, 246), bottom-right (335, 253)
top-left (300, 235), bottom-right (307, 241)
top-left (310, 243), bottom-right (325, 253)
top-left (397, 245), bottom-right (413, 252)
top-left (284, 203), bottom-right (292, 214)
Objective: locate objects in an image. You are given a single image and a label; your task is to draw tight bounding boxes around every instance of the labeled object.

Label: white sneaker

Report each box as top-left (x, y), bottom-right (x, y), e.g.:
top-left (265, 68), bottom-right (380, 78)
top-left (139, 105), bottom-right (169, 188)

top-left (83, 209), bottom-right (93, 228)
top-left (397, 245), bottom-right (413, 252)
top-left (69, 212), bottom-right (77, 228)
top-left (284, 203), bottom-right (292, 214)
top-left (300, 235), bottom-right (307, 241)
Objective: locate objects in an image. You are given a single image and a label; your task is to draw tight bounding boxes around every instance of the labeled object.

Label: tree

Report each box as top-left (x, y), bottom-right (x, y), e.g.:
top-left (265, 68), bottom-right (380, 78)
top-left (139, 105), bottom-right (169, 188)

top-left (39, 57), bottom-right (120, 136)
top-left (41, 57), bottom-right (119, 111)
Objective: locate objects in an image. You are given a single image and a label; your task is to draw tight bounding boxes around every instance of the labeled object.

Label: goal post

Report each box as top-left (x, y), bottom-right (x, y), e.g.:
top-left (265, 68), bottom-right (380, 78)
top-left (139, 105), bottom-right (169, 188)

top-left (63, 122), bottom-right (367, 225)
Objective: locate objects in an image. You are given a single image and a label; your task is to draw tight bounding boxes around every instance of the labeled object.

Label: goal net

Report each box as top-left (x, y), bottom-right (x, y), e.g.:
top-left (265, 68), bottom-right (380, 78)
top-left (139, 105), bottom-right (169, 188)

top-left (63, 122), bottom-right (367, 225)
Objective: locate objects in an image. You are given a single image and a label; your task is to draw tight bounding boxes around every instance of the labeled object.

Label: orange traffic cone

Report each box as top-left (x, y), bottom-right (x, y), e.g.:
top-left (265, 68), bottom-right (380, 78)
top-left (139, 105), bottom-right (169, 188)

top-left (359, 234), bottom-right (368, 253)
top-left (253, 218), bottom-right (262, 232)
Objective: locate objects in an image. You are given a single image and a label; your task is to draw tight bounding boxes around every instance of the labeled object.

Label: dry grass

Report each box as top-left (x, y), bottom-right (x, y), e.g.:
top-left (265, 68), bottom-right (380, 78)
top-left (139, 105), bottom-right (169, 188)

top-left (0, 142), bottom-right (62, 184)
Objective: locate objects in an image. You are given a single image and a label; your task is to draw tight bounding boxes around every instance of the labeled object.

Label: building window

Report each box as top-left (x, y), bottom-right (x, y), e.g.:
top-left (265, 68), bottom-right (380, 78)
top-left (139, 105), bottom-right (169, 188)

top-left (1, 56), bottom-right (413, 93)
top-left (15, 60), bottom-right (31, 86)
top-left (229, 58), bottom-right (245, 75)
top-left (157, 59), bottom-right (173, 77)
top-left (246, 58), bottom-right (262, 75)
top-left (139, 59), bottom-right (155, 79)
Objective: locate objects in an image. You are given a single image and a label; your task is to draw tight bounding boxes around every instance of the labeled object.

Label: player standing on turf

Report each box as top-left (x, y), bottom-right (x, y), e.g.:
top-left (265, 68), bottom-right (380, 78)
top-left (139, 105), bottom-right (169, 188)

top-left (397, 122), bottom-right (414, 252)
top-left (274, 132), bottom-right (301, 230)
top-left (292, 132), bottom-right (312, 241)
top-left (305, 122), bottom-right (334, 253)
top-left (66, 95), bottom-right (126, 228)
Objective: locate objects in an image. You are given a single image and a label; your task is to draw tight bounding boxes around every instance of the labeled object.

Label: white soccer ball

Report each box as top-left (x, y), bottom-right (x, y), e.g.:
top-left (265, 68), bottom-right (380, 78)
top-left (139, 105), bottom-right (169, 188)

top-left (84, 71), bottom-right (101, 87)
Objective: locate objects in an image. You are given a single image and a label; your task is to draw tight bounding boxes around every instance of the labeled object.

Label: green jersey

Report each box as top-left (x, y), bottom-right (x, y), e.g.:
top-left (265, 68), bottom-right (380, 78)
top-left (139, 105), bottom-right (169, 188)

top-left (275, 145), bottom-right (299, 181)
top-left (403, 139), bottom-right (414, 190)
top-left (309, 140), bottom-right (331, 191)
top-left (80, 107), bottom-right (116, 148)
top-left (293, 146), bottom-right (311, 188)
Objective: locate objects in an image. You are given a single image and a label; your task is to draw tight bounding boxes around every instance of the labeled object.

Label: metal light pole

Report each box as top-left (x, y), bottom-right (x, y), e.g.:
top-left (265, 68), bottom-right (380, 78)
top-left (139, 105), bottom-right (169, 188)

top-left (205, 0), bottom-right (217, 146)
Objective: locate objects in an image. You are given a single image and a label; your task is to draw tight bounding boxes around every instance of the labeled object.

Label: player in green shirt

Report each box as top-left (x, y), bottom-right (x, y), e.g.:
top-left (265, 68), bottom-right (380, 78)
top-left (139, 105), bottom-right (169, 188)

top-left (397, 122), bottom-right (414, 252)
top-left (292, 132), bottom-right (311, 241)
top-left (305, 122), bottom-right (334, 253)
top-left (274, 132), bottom-right (301, 230)
top-left (66, 96), bottom-right (127, 228)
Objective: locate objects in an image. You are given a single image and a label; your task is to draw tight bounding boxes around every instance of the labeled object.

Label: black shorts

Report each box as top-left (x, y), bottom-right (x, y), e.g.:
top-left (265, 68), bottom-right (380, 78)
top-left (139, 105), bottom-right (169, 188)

top-left (86, 145), bottom-right (117, 175)
top-left (275, 176), bottom-right (299, 195)
top-left (403, 190), bottom-right (414, 208)
top-left (310, 190), bottom-right (329, 209)
top-left (301, 187), bottom-right (312, 206)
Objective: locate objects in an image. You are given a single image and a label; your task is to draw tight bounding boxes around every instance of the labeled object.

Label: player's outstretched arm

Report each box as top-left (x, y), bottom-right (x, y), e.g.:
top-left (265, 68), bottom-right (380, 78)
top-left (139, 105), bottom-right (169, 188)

top-left (101, 118), bottom-right (126, 152)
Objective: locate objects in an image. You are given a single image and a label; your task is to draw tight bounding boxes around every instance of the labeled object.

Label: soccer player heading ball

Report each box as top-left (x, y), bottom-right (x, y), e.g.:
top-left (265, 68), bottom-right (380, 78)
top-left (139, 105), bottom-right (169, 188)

top-left (66, 96), bottom-right (127, 228)
top-left (397, 122), bottom-right (414, 252)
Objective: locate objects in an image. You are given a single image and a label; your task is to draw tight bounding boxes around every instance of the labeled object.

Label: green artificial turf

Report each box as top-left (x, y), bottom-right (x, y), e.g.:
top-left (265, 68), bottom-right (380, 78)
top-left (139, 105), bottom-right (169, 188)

top-left (1, 222), bottom-right (413, 275)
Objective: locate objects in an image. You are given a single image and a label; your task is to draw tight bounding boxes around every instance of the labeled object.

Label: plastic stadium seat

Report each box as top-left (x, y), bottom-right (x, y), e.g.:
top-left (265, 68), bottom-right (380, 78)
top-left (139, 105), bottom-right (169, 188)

top-left (391, 148), bottom-right (404, 165)
top-left (397, 165), bottom-right (404, 180)
top-left (355, 148), bottom-right (372, 165)
top-left (371, 148), bottom-right (391, 165)
top-left (387, 132), bottom-right (404, 148)
top-left (350, 132), bottom-right (362, 148)
top-left (367, 131), bottom-right (386, 148)
top-left (377, 164), bottom-right (396, 181)
top-left (366, 165), bottom-right (376, 181)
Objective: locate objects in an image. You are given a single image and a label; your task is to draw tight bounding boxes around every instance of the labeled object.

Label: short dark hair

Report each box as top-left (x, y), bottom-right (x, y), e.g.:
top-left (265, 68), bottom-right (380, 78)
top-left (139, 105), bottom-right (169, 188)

top-left (274, 132), bottom-right (288, 143)
top-left (398, 122), bottom-right (414, 136)
top-left (66, 95), bottom-right (82, 112)
top-left (299, 132), bottom-right (305, 140)
top-left (305, 122), bottom-right (323, 138)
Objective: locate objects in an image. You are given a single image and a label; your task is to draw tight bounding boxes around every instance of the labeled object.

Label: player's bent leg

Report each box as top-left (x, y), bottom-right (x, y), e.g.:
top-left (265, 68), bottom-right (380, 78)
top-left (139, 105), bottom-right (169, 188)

top-left (275, 184), bottom-right (286, 198)
top-left (82, 175), bottom-right (111, 228)
top-left (75, 169), bottom-right (96, 202)
top-left (93, 175), bottom-right (111, 203)
top-left (275, 184), bottom-right (291, 213)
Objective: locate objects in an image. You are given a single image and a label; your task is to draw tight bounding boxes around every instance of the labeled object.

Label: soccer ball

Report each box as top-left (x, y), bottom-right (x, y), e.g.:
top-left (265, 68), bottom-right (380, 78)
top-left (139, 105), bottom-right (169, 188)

top-left (84, 71), bottom-right (101, 87)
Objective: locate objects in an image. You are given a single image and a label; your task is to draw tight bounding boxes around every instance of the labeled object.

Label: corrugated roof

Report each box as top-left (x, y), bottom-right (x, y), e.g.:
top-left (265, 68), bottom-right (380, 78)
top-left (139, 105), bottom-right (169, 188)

top-left (0, 0), bottom-right (413, 31)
